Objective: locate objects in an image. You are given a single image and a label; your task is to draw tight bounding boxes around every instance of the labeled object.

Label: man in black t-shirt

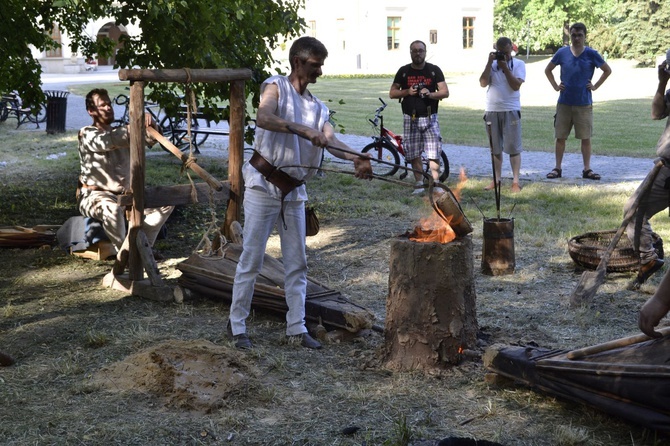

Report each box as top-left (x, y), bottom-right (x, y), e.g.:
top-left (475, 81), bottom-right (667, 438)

top-left (390, 40), bottom-right (450, 194)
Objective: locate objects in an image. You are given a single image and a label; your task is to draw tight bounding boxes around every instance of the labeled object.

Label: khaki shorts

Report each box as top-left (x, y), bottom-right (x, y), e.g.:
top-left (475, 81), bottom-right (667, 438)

top-left (554, 103), bottom-right (593, 140)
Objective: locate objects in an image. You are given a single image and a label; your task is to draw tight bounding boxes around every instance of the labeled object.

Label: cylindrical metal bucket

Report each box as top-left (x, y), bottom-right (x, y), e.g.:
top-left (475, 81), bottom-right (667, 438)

top-left (481, 218), bottom-right (515, 276)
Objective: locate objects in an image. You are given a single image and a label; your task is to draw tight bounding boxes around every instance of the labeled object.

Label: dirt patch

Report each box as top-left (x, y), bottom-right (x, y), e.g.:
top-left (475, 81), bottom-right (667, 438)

top-left (91, 339), bottom-right (259, 413)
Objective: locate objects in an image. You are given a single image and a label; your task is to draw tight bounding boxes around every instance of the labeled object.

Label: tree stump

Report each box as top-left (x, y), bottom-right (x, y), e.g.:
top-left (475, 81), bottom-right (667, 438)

top-left (384, 235), bottom-right (478, 371)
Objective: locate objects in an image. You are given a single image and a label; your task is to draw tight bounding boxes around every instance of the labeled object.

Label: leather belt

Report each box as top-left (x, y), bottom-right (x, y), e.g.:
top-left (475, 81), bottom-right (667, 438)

top-left (76, 179), bottom-right (122, 200)
top-left (249, 150), bottom-right (304, 198)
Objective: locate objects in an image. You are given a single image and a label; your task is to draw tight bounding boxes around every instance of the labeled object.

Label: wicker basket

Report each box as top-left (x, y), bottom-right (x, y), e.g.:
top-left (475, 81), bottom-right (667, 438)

top-left (568, 230), bottom-right (664, 272)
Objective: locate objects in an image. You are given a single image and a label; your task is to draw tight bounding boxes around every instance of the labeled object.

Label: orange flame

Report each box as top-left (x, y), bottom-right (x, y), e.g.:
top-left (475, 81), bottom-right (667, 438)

top-left (409, 167), bottom-right (468, 244)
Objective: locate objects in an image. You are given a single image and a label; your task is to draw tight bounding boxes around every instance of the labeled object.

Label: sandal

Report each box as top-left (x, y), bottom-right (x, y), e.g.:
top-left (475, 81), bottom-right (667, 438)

top-left (546, 168), bottom-right (562, 179)
top-left (582, 169), bottom-right (601, 180)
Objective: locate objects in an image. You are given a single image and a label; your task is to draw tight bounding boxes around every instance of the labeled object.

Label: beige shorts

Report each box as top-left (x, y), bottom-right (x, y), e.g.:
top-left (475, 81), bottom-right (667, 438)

top-left (554, 103), bottom-right (593, 140)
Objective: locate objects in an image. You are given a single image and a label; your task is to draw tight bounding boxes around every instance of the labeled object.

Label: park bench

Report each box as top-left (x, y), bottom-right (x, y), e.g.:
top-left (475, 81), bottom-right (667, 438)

top-left (0, 93), bottom-right (47, 129)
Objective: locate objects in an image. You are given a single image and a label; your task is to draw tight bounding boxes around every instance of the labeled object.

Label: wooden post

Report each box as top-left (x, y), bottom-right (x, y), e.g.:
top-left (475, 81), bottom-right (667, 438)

top-left (128, 81), bottom-right (146, 281)
top-left (225, 79), bottom-right (245, 239)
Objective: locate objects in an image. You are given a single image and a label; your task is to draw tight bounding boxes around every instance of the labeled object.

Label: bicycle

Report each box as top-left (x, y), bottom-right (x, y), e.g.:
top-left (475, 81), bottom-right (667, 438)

top-left (112, 92), bottom-right (211, 153)
top-left (362, 98), bottom-right (449, 182)
top-left (0, 92), bottom-right (47, 129)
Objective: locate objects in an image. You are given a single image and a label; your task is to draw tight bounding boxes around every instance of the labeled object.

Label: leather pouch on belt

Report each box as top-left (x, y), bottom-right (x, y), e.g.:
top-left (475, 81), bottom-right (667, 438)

top-left (249, 150), bottom-right (304, 197)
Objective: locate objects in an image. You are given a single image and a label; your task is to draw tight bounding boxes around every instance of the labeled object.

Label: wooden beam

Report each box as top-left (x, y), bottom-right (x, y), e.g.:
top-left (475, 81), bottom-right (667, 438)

top-left (118, 183), bottom-right (230, 208)
top-left (118, 68), bottom-right (252, 83)
top-left (146, 127), bottom-right (223, 191)
top-left (102, 272), bottom-right (173, 302)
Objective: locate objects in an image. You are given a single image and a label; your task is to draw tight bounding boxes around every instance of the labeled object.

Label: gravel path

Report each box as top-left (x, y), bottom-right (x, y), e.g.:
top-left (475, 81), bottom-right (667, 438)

top-left (40, 65), bottom-right (657, 186)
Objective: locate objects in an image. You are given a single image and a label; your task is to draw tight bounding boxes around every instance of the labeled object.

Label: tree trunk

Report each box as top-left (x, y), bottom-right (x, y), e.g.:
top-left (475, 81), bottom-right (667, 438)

top-left (384, 235), bottom-right (478, 371)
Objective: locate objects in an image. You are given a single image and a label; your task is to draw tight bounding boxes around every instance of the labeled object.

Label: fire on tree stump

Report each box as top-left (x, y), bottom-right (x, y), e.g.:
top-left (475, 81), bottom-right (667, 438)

top-left (384, 234), bottom-right (478, 371)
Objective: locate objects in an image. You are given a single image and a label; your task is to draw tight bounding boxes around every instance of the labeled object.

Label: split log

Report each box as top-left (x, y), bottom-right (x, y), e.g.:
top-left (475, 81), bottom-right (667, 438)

top-left (176, 244), bottom-right (376, 332)
top-left (384, 235), bottom-right (478, 370)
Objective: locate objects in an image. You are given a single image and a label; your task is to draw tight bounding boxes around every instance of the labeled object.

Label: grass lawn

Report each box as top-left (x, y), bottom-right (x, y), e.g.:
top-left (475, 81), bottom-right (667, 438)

top-left (4, 64), bottom-right (670, 443)
top-left (71, 58), bottom-right (665, 159)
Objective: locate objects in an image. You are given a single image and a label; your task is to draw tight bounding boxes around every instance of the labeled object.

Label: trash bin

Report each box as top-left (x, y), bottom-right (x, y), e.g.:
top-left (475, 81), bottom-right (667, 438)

top-left (45, 90), bottom-right (69, 134)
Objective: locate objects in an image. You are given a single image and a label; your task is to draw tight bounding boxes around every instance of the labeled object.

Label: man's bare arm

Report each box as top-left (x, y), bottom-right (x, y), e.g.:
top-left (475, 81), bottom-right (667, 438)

top-left (256, 83), bottom-right (328, 147)
top-left (652, 63), bottom-right (670, 120)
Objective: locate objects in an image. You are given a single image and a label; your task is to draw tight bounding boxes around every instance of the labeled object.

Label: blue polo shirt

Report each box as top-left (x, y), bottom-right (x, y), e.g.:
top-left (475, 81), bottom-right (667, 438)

top-left (551, 46), bottom-right (605, 106)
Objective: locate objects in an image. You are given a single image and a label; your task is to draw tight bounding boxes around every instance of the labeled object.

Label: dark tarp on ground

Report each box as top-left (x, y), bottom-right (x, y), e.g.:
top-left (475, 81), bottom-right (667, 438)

top-left (486, 338), bottom-right (670, 433)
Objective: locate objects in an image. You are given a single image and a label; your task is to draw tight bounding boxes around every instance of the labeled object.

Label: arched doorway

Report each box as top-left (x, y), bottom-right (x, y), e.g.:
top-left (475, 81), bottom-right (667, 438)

top-left (96, 23), bottom-right (128, 66)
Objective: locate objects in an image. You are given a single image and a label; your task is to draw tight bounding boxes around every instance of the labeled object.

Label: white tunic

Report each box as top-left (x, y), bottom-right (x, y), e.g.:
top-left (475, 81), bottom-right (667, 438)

top-left (243, 75), bottom-right (328, 201)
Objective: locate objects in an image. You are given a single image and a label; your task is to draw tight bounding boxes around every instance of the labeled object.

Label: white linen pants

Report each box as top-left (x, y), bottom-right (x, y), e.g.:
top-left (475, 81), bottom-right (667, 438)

top-left (78, 189), bottom-right (173, 251)
top-left (229, 187), bottom-right (308, 336)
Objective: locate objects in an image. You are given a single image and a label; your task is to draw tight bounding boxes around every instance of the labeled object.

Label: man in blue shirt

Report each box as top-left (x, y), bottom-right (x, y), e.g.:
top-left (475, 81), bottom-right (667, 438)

top-left (544, 22), bottom-right (612, 180)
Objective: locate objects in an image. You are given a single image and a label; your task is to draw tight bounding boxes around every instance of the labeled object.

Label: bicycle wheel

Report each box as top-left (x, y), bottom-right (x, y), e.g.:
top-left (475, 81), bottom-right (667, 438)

top-left (424, 150), bottom-right (450, 183)
top-left (26, 104), bottom-right (46, 123)
top-left (159, 115), bottom-right (193, 153)
top-left (438, 150), bottom-right (450, 182)
top-left (0, 101), bottom-right (8, 122)
top-left (362, 140), bottom-right (400, 177)
top-left (191, 116), bottom-right (211, 147)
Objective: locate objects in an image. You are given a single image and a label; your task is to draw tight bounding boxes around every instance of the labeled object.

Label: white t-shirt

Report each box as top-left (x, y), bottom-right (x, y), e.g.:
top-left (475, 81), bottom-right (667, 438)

top-left (485, 58), bottom-right (526, 112)
top-left (243, 75), bottom-right (328, 201)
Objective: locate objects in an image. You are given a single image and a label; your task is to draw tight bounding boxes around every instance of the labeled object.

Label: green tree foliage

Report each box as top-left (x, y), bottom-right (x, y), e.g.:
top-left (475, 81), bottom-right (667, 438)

top-left (1, 0), bottom-right (305, 119)
top-left (494, 0), bottom-right (618, 54)
top-left (613, 0), bottom-right (670, 66)
top-left (0, 0), bottom-right (60, 109)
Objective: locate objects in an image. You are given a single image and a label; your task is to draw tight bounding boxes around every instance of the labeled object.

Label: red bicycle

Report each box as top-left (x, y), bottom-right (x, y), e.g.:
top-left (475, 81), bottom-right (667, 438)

top-left (362, 98), bottom-right (449, 182)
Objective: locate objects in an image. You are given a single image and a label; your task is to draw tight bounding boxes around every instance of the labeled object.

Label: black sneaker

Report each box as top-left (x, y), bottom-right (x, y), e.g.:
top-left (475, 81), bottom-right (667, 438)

top-left (289, 333), bottom-right (322, 350)
top-left (227, 320), bottom-right (253, 349)
top-left (233, 333), bottom-right (253, 350)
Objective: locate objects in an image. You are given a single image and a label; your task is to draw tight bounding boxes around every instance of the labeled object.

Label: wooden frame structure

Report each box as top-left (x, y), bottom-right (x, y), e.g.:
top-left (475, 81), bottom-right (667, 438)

top-left (102, 68), bottom-right (251, 301)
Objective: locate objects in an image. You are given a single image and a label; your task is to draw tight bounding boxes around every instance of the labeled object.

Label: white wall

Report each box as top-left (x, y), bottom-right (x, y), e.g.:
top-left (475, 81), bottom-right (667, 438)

top-left (37, 0), bottom-right (493, 75)
top-left (297, 0), bottom-right (494, 75)
top-left (35, 19), bottom-right (140, 74)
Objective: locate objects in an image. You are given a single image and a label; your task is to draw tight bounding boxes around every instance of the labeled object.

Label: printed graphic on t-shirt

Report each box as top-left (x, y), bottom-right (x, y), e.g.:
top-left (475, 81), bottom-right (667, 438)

top-left (407, 75), bottom-right (433, 89)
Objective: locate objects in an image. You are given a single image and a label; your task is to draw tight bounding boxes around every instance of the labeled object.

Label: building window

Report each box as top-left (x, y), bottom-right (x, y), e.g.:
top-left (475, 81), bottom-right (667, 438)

top-left (462, 17), bottom-right (475, 49)
top-left (387, 16), bottom-right (401, 50)
top-left (430, 29), bottom-right (438, 45)
top-left (308, 20), bottom-right (316, 37)
top-left (46, 25), bottom-right (62, 58)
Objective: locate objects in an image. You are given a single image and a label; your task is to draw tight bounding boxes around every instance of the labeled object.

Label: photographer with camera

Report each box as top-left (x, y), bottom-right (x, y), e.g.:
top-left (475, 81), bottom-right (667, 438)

top-left (389, 40), bottom-right (449, 195)
top-left (479, 37), bottom-right (526, 193)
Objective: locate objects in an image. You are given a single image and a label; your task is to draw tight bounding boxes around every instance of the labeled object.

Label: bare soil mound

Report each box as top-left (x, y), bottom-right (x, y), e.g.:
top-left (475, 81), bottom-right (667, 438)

top-left (92, 339), bottom-right (259, 412)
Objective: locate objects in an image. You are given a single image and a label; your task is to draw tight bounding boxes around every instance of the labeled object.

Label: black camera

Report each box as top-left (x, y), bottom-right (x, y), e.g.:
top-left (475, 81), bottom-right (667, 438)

top-left (494, 51), bottom-right (506, 61)
top-left (413, 82), bottom-right (428, 98)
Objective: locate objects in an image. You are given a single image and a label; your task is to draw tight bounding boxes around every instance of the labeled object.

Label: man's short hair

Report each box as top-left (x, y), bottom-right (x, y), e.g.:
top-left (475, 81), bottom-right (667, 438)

top-left (409, 40), bottom-right (426, 50)
top-left (496, 37), bottom-right (512, 50)
top-left (289, 37), bottom-right (328, 70)
top-left (85, 88), bottom-right (109, 111)
top-left (570, 22), bottom-right (587, 35)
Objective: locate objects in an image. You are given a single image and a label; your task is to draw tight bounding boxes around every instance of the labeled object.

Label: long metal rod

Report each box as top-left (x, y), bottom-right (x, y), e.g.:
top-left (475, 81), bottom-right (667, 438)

top-left (486, 121), bottom-right (501, 220)
top-left (285, 125), bottom-right (453, 222)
